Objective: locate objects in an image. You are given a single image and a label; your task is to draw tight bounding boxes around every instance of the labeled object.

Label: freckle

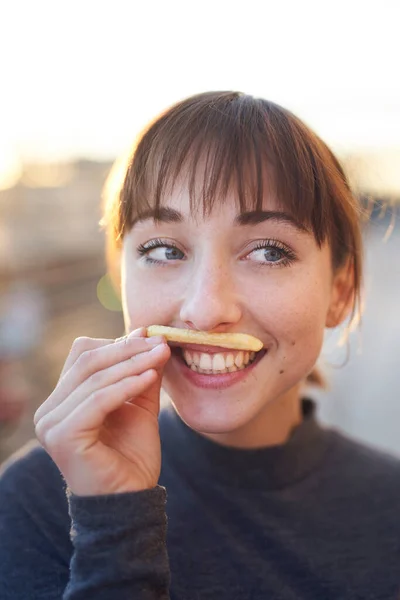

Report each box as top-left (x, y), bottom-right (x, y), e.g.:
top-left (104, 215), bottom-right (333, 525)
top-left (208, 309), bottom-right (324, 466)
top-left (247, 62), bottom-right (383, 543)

top-left (279, 370), bottom-right (284, 375)
top-left (292, 341), bottom-right (296, 346)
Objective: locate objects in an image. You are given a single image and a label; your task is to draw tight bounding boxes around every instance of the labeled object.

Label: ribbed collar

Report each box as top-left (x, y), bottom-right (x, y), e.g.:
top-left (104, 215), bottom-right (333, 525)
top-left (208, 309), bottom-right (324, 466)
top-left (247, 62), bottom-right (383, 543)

top-left (159, 398), bottom-right (334, 491)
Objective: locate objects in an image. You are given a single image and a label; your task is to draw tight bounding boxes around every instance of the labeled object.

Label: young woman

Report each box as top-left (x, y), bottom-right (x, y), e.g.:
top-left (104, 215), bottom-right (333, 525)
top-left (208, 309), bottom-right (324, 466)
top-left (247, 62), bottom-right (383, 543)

top-left (0, 91), bottom-right (399, 600)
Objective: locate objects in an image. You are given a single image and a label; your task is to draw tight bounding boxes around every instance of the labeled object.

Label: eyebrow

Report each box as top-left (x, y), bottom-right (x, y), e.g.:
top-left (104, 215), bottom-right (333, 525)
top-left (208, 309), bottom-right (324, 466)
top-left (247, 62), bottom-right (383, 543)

top-left (132, 207), bottom-right (183, 226)
top-left (132, 207), bottom-right (308, 233)
top-left (234, 210), bottom-right (308, 232)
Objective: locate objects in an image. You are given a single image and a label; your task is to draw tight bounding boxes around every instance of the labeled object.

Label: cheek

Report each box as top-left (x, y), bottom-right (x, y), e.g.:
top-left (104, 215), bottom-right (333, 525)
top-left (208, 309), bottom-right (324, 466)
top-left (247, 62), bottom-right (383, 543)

top-left (251, 267), bottom-right (331, 349)
top-left (121, 267), bottom-right (180, 330)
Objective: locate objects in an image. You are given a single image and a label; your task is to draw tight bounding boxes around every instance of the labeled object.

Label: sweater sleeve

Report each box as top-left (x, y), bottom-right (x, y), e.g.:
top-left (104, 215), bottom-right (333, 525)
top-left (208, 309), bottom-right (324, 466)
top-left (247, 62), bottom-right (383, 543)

top-left (0, 444), bottom-right (171, 600)
top-left (64, 487), bottom-right (170, 600)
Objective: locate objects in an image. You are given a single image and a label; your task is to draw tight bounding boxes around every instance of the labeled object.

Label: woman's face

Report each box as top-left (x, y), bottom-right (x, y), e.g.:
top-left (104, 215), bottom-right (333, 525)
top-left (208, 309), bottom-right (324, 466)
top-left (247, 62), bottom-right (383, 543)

top-left (121, 182), bottom-right (343, 443)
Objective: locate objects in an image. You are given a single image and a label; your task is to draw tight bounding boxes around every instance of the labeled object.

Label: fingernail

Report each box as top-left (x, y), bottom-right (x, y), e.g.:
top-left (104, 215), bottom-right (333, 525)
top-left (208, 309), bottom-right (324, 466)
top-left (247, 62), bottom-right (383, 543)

top-left (127, 327), bottom-right (146, 338)
top-left (146, 336), bottom-right (164, 346)
top-left (150, 343), bottom-right (166, 352)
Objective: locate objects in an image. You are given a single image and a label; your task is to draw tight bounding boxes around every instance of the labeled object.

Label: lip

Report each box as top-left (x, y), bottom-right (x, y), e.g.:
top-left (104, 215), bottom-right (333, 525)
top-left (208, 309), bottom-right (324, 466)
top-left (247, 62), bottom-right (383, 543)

top-left (171, 347), bottom-right (267, 390)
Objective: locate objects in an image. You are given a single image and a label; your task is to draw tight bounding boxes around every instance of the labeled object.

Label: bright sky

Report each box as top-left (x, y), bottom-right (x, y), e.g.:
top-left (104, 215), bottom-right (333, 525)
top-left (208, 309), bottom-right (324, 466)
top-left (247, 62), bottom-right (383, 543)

top-left (0, 0), bottom-right (399, 189)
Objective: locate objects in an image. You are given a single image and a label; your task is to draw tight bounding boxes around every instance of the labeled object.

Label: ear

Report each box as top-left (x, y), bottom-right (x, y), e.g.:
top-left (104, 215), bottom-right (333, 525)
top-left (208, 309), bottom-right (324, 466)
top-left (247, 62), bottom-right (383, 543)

top-left (325, 260), bottom-right (355, 329)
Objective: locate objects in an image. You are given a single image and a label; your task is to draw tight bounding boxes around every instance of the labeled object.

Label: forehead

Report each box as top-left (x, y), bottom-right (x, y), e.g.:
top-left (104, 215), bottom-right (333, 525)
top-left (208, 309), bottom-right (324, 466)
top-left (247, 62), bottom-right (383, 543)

top-left (137, 159), bottom-right (288, 219)
top-left (162, 179), bottom-right (278, 217)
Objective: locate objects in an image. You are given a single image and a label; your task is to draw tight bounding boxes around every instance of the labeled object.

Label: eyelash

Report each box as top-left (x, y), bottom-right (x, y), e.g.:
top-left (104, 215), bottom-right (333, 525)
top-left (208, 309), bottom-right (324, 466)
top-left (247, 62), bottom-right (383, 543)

top-left (137, 238), bottom-right (183, 267)
top-left (249, 240), bottom-right (297, 269)
top-left (136, 238), bottom-right (297, 268)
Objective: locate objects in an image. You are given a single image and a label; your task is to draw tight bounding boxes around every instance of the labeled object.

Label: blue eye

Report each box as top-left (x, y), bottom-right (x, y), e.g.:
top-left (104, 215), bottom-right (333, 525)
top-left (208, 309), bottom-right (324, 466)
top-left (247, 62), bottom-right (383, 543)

top-left (137, 239), bottom-right (185, 265)
top-left (157, 246), bottom-right (184, 261)
top-left (263, 248), bottom-right (283, 262)
top-left (248, 240), bottom-right (296, 267)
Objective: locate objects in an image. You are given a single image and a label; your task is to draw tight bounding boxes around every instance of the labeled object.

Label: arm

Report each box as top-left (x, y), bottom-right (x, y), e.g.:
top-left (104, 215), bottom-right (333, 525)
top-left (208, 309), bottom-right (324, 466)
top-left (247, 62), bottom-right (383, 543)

top-left (2, 329), bottom-right (172, 598)
top-left (0, 447), bottom-right (171, 599)
top-left (0, 446), bottom-right (71, 600)
top-left (64, 487), bottom-right (170, 600)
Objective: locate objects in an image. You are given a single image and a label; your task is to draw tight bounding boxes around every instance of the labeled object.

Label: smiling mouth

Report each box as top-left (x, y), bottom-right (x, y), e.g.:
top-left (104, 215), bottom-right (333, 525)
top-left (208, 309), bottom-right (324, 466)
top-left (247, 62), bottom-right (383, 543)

top-left (172, 347), bottom-right (267, 375)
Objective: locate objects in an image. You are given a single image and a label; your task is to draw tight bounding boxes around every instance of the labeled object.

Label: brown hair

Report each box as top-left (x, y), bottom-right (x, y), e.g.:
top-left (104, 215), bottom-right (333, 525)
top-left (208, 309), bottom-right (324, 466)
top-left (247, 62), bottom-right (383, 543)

top-left (101, 91), bottom-right (364, 386)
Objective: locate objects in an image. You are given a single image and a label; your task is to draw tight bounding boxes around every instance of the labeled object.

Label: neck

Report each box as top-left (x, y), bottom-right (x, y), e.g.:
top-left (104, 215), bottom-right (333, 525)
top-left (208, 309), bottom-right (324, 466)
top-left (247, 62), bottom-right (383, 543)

top-left (201, 386), bottom-right (302, 449)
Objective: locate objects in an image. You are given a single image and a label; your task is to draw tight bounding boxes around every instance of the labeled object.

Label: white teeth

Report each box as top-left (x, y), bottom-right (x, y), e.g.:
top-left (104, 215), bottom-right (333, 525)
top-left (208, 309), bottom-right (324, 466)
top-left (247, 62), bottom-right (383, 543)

top-left (234, 351), bottom-right (244, 368)
top-left (199, 353), bottom-right (212, 371)
top-left (182, 347), bottom-right (259, 373)
top-left (212, 353), bottom-right (226, 371)
top-left (225, 354), bottom-right (234, 368)
top-left (183, 350), bottom-right (193, 365)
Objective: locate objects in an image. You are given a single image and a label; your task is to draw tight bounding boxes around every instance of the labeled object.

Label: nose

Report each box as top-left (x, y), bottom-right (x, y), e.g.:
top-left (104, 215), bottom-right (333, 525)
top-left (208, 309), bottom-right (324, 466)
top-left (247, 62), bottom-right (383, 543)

top-left (179, 257), bottom-right (242, 332)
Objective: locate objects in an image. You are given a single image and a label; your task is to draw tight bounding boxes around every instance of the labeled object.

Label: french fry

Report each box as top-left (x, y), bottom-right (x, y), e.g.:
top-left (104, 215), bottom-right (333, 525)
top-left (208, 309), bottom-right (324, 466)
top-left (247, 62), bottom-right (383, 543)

top-left (146, 326), bottom-right (263, 352)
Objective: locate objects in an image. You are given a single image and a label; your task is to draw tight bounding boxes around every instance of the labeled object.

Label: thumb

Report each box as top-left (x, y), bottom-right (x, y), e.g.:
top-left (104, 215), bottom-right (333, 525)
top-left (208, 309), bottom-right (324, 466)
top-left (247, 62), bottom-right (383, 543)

top-left (129, 363), bottom-right (166, 417)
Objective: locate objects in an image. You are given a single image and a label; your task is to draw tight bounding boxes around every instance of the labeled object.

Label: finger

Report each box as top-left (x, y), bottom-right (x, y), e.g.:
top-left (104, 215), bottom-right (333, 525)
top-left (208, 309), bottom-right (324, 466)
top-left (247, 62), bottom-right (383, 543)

top-left (131, 362), bottom-right (166, 415)
top-left (36, 343), bottom-right (170, 429)
top-left (60, 337), bottom-right (114, 380)
top-left (59, 327), bottom-right (146, 380)
top-left (37, 369), bottom-right (159, 451)
top-left (67, 332), bottom-right (163, 389)
top-left (114, 327), bottom-right (147, 344)
top-left (36, 336), bottom-right (114, 424)
top-left (34, 333), bottom-right (165, 424)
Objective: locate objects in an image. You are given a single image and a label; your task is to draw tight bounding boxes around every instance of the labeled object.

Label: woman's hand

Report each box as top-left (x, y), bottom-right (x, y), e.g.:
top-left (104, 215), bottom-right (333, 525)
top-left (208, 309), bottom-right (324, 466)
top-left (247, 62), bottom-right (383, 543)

top-left (34, 328), bottom-right (171, 496)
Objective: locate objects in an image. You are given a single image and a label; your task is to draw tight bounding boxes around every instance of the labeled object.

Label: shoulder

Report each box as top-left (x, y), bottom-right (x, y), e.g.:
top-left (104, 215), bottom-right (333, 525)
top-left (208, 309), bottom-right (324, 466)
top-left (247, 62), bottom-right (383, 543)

top-left (323, 428), bottom-right (400, 512)
top-left (329, 429), bottom-right (400, 480)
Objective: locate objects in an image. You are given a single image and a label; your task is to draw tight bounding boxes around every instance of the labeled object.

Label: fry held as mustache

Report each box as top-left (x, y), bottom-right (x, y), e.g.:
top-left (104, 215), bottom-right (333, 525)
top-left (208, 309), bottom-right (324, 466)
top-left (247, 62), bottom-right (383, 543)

top-left (146, 326), bottom-right (263, 352)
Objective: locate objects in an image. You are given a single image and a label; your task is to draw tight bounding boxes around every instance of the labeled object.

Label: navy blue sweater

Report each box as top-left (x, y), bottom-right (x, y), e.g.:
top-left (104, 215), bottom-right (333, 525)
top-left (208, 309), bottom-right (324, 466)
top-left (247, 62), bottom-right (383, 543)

top-left (0, 399), bottom-right (399, 599)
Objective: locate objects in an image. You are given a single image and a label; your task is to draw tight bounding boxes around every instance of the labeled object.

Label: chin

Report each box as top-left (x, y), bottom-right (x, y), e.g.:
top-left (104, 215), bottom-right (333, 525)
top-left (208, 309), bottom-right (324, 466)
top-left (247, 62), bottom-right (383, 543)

top-left (171, 396), bottom-right (253, 436)
top-left (162, 377), bottom-right (272, 437)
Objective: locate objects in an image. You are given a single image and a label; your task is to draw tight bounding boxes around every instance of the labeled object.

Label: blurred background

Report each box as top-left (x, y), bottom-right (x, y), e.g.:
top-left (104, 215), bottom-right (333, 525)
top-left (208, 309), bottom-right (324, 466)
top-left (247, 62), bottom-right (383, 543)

top-left (0, 0), bottom-right (399, 462)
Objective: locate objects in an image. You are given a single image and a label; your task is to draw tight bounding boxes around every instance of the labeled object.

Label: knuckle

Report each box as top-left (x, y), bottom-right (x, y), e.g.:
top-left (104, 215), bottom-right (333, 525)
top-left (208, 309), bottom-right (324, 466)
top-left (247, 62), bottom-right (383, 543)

top-left (86, 369), bottom-right (103, 388)
top-left (87, 387), bottom-right (104, 404)
top-left (76, 348), bottom-right (96, 371)
top-left (33, 408), bottom-right (41, 426)
top-left (64, 337), bottom-right (94, 374)
top-left (71, 336), bottom-right (92, 354)
top-left (33, 391), bottom-right (57, 426)
top-left (127, 335), bottom-right (145, 347)
top-left (129, 349), bottom-right (144, 362)
top-left (34, 416), bottom-right (51, 445)
top-left (41, 427), bottom-right (60, 452)
top-left (41, 423), bottom-right (72, 453)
